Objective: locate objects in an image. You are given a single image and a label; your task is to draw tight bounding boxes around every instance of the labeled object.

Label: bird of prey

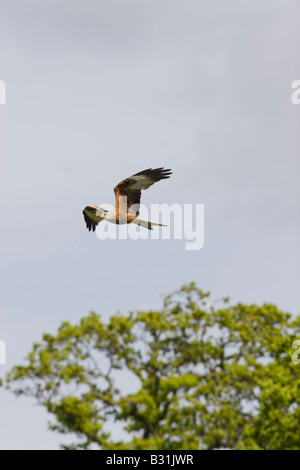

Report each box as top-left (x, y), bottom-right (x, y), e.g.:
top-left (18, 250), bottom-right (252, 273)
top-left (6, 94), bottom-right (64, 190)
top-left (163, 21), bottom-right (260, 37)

top-left (83, 167), bottom-right (172, 232)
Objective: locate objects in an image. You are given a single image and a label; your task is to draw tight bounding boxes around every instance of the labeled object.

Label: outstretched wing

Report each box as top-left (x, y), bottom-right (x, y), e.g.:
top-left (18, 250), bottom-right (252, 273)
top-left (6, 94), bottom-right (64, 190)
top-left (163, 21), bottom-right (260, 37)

top-left (114, 167), bottom-right (172, 216)
top-left (82, 206), bottom-right (107, 232)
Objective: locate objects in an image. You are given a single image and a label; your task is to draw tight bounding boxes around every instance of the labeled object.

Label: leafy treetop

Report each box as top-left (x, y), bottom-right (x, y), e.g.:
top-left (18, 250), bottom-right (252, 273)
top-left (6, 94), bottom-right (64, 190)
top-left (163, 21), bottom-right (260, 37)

top-left (6, 283), bottom-right (300, 450)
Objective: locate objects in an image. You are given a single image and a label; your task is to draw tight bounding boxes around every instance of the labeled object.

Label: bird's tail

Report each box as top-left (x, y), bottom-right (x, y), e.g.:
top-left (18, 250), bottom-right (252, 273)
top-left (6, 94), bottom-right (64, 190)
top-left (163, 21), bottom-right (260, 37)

top-left (133, 218), bottom-right (167, 230)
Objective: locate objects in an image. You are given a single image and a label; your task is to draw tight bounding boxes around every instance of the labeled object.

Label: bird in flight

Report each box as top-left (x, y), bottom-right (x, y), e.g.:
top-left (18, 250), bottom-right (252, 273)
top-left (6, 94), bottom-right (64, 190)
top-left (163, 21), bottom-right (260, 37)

top-left (83, 167), bottom-right (172, 232)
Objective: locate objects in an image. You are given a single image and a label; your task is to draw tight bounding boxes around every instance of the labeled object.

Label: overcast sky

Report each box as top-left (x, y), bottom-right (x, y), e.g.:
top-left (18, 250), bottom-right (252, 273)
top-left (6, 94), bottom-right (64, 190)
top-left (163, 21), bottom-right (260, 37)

top-left (0, 0), bottom-right (299, 449)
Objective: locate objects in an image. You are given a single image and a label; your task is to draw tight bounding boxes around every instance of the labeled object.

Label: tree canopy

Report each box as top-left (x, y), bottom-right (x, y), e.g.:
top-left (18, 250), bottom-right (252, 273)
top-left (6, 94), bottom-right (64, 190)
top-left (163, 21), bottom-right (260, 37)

top-left (5, 283), bottom-right (300, 450)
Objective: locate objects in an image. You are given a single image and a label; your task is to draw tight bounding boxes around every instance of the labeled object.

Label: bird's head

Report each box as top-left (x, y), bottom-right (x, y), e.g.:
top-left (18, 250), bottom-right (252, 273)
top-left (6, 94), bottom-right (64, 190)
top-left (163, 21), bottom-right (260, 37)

top-left (95, 209), bottom-right (106, 222)
top-left (96, 213), bottom-right (105, 222)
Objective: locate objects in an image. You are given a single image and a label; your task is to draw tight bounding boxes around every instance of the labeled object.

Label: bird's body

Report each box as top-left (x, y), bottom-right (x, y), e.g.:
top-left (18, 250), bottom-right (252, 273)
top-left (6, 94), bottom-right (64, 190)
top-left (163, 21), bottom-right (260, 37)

top-left (102, 208), bottom-right (136, 225)
top-left (83, 167), bottom-right (172, 232)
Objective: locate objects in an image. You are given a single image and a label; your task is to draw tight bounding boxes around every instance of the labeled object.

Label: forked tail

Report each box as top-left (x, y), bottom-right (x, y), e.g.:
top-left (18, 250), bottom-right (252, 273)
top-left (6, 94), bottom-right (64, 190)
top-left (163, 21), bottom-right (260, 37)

top-left (133, 218), bottom-right (167, 230)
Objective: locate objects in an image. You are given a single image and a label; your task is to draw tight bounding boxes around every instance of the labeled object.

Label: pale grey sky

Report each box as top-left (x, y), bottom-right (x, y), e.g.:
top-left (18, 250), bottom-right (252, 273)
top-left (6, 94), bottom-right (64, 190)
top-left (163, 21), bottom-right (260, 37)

top-left (0, 0), bottom-right (299, 449)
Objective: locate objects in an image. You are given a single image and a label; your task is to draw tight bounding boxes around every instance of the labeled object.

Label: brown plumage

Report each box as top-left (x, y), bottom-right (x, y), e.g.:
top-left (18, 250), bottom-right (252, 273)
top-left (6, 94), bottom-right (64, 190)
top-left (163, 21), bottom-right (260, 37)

top-left (114, 167), bottom-right (172, 217)
top-left (83, 167), bottom-right (172, 232)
